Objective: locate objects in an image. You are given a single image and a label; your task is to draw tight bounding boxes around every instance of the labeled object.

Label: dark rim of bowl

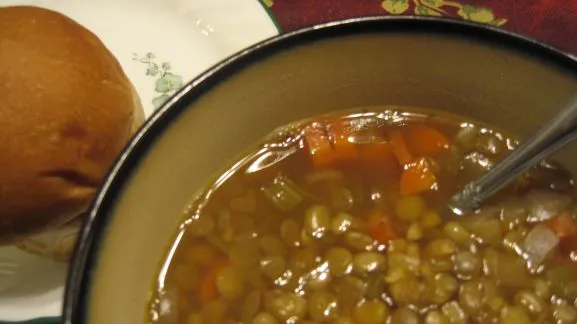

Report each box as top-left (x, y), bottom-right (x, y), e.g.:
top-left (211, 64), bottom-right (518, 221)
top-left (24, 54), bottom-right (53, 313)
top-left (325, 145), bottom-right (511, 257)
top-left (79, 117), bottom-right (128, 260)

top-left (63, 15), bottom-right (577, 323)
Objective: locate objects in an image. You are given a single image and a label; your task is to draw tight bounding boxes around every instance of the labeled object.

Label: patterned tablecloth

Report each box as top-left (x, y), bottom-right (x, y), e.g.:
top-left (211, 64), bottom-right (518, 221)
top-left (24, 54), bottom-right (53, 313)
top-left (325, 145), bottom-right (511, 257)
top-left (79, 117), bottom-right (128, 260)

top-left (262, 0), bottom-right (577, 56)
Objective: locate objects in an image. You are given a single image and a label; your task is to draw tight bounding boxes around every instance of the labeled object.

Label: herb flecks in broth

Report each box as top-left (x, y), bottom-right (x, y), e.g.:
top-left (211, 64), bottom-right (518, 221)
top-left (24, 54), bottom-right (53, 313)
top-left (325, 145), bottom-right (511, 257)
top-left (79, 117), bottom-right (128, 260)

top-left (149, 108), bottom-right (577, 324)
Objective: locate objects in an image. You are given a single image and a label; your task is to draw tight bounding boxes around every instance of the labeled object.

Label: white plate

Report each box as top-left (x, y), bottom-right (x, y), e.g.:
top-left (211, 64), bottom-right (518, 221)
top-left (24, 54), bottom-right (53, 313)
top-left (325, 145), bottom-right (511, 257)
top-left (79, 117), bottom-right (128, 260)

top-left (0, 0), bottom-right (278, 321)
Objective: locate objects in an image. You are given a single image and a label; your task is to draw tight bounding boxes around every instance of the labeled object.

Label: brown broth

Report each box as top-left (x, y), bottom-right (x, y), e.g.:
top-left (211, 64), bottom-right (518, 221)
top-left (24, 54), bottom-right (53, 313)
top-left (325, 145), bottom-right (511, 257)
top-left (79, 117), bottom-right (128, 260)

top-left (148, 108), bottom-right (577, 324)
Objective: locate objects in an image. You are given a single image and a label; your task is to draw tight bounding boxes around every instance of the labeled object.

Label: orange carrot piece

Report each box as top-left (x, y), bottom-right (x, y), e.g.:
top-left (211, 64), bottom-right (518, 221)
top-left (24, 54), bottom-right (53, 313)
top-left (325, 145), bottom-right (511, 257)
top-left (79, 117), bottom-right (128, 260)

top-left (199, 259), bottom-right (229, 303)
top-left (400, 158), bottom-right (437, 196)
top-left (304, 120), bottom-right (358, 167)
top-left (367, 210), bottom-right (398, 244)
top-left (304, 123), bottom-right (335, 167)
top-left (359, 142), bottom-right (393, 163)
top-left (327, 119), bottom-right (358, 162)
top-left (359, 142), bottom-right (400, 177)
top-left (546, 212), bottom-right (577, 240)
top-left (359, 142), bottom-right (390, 162)
top-left (370, 222), bottom-right (399, 244)
top-left (390, 130), bottom-right (413, 165)
top-left (404, 124), bottom-right (449, 156)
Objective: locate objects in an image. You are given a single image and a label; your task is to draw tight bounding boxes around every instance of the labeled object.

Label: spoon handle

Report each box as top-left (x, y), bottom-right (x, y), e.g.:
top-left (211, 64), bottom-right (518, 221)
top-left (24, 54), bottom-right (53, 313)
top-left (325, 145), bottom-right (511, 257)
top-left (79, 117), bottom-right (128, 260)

top-left (449, 94), bottom-right (577, 214)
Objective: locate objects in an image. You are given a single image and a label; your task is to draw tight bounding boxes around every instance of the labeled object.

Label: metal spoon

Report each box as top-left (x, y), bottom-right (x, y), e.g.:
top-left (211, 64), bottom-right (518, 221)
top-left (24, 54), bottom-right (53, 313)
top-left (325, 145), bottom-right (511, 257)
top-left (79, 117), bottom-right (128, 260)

top-left (449, 93), bottom-right (577, 215)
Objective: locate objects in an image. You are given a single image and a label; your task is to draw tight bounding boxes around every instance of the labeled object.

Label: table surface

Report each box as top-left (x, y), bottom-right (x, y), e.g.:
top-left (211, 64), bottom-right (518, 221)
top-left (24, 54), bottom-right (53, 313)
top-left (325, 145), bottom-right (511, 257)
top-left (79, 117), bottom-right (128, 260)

top-left (263, 0), bottom-right (577, 56)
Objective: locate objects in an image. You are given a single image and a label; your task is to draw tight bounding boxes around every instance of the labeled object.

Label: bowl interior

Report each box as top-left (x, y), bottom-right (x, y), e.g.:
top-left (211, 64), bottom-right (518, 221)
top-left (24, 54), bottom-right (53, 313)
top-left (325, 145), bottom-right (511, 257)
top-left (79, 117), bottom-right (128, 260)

top-left (70, 19), bottom-right (577, 324)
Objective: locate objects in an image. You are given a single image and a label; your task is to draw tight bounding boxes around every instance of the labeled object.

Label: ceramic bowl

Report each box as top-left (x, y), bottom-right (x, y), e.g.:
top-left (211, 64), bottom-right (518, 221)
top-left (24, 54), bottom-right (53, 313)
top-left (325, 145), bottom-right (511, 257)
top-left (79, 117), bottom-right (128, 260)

top-left (63, 17), bottom-right (577, 324)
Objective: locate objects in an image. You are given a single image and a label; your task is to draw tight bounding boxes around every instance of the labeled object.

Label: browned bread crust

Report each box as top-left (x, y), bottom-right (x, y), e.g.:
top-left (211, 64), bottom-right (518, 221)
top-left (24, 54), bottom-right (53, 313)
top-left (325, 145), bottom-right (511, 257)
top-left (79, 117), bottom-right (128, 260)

top-left (0, 6), bottom-right (144, 244)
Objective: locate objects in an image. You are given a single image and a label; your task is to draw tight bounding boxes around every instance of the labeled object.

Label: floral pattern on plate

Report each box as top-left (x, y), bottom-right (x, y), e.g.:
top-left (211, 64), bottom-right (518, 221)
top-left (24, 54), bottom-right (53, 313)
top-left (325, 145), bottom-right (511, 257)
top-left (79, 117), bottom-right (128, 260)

top-left (0, 0), bottom-right (279, 321)
top-left (133, 53), bottom-right (184, 109)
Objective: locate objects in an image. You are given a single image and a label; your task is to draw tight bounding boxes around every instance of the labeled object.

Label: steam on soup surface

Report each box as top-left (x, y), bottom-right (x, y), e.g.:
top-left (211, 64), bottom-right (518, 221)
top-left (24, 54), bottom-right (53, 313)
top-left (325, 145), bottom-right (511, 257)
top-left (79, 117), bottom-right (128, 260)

top-left (148, 108), bottom-right (577, 324)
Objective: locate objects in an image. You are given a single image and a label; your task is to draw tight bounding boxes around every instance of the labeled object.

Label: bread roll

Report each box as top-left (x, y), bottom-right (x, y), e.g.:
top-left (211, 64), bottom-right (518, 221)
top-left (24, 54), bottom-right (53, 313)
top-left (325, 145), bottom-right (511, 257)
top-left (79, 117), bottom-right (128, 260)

top-left (0, 6), bottom-right (144, 244)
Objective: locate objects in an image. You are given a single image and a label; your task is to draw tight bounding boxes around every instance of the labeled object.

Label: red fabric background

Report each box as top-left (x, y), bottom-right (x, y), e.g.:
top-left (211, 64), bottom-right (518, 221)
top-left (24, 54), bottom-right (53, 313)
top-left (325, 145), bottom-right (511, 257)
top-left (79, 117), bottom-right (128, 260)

top-left (269, 0), bottom-right (577, 56)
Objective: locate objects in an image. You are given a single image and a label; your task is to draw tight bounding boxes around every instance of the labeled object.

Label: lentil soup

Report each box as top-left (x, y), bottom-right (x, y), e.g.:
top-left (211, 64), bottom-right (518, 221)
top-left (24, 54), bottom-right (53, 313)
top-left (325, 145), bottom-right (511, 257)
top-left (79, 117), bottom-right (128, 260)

top-left (148, 108), bottom-right (577, 324)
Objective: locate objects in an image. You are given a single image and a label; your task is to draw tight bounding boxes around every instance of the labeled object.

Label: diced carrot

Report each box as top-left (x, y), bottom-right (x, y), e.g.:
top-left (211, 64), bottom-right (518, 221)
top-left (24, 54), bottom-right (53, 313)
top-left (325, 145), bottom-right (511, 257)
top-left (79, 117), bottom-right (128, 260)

top-left (358, 141), bottom-right (397, 166)
top-left (327, 119), bottom-right (358, 162)
top-left (359, 142), bottom-right (392, 163)
top-left (404, 124), bottom-right (449, 156)
top-left (546, 212), bottom-right (577, 240)
top-left (367, 210), bottom-right (398, 244)
top-left (199, 259), bottom-right (229, 303)
top-left (359, 142), bottom-right (401, 177)
top-left (304, 123), bottom-right (335, 167)
top-left (390, 130), bottom-right (413, 165)
top-left (370, 222), bottom-right (399, 244)
top-left (400, 158), bottom-right (437, 196)
top-left (304, 120), bottom-right (358, 167)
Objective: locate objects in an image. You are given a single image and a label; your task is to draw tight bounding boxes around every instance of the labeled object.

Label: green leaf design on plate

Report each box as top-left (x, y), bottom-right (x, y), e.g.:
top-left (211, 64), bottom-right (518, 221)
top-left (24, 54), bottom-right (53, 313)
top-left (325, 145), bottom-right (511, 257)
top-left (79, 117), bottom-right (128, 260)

top-left (164, 73), bottom-right (183, 90)
top-left (154, 72), bottom-right (183, 93)
top-left (152, 94), bottom-right (170, 108)
top-left (134, 52), bottom-right (184, 110)
top-left (146, 65), bottom-right (159, 76)
top-left (155, 77), bottom-right (170, 93)
top-left (381, 0), bottom-right (409, 15)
